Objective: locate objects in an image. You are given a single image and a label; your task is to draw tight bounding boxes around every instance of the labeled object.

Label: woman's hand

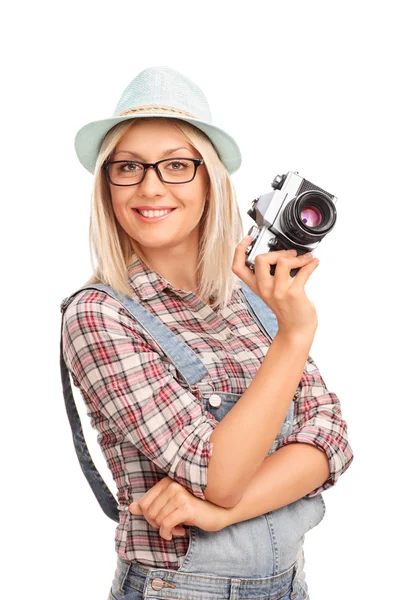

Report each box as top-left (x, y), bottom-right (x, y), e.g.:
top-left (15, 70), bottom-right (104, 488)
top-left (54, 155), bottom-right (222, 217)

top-left (232, 236), bottom-right (320, 337)
top-left (128, 477), bottom-right (229, 540)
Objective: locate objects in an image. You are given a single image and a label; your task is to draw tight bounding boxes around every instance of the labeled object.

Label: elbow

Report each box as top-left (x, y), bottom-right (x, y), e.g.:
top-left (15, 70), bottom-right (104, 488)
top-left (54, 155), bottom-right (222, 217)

top-left (204, 485), bottom-right (242, 508)
top-left (220, 494), bottom-right (242, 508)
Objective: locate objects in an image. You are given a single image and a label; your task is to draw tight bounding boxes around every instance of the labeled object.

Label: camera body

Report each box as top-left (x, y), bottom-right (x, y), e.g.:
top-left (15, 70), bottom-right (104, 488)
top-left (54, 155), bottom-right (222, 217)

top-left (245, 171), bottom-right (338, 276)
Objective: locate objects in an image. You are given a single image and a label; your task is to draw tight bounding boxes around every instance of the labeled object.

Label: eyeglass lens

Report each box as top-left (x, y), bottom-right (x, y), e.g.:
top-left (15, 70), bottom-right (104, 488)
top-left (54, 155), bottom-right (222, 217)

top-left (107, 158), bottom-right (197, 185)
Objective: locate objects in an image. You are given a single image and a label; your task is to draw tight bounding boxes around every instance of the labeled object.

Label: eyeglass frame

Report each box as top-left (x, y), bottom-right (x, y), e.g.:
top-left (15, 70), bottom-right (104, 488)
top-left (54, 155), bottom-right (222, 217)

top-left (102, 157), bottom-right (204, 186)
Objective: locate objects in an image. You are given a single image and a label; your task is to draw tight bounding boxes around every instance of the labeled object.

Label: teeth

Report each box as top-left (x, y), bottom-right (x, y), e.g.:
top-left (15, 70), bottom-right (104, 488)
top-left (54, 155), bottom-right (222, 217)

top-left (138, 209), bottom-right (173, 217)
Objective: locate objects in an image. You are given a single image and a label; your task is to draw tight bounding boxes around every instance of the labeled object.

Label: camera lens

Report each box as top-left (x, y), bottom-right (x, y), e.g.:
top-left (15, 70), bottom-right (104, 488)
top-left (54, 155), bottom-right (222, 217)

top-left (281, 190), bottom-right (337, 245)
top-left (300, 206), bottom-right (322, 227)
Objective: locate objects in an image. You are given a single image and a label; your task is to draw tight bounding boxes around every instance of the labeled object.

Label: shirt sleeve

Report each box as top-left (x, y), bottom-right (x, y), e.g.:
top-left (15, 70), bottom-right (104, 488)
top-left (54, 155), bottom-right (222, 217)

top-left (61, 290), bottom-right (219, 500)
top-left (278, 354), bottom-right (354, 497)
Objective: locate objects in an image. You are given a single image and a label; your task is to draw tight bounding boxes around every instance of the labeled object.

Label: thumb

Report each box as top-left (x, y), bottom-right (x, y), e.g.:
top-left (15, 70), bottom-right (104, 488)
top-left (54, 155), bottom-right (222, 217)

top-left (232, 235), bottom-right (253, 278)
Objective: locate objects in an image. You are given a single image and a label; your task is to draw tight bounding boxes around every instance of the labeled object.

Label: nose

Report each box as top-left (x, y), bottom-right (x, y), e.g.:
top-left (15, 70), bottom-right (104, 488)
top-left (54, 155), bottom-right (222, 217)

top-left (138, 165), bottom-right (165, 194)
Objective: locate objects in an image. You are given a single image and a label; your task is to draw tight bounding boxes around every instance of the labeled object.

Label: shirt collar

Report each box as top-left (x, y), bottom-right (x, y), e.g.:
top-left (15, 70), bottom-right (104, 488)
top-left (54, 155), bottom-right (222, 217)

top-left (127, 253), bottom-right (173, 301)
top-left (127, 253), bottom-right (241, 302)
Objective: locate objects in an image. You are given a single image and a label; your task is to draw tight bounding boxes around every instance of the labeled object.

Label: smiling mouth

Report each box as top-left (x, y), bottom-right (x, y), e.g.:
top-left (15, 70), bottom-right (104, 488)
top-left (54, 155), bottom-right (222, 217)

top-left (131, 208), bottom-right (178, 222)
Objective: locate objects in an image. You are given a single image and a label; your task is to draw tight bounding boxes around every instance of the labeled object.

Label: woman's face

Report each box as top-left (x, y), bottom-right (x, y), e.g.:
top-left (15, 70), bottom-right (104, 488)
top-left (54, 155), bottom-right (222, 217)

top-left (108, 119), bottom-right (210, 254)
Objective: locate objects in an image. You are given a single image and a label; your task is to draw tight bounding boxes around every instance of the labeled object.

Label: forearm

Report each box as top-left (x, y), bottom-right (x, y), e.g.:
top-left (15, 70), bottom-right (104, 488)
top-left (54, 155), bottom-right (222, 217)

top-left (219, 442), bottom-right (330, 529)
top-left (206, 330), bottom-right (315, 507)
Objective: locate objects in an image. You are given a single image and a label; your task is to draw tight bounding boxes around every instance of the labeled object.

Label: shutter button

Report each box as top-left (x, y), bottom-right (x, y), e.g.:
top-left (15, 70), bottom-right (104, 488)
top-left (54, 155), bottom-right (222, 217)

top-left (209, 394), bottom-right (222, 408)
top-left (151, 578), bottom-right (165, 591)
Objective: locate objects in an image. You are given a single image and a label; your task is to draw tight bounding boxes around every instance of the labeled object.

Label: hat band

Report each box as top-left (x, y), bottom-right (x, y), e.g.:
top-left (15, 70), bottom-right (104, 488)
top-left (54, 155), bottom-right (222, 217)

top-left (116, 104), bottom-right (199, 119)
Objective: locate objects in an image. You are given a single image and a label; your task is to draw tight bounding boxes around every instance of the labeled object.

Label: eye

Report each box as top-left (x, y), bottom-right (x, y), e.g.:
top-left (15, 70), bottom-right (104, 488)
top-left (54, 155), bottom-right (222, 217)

top-left (165, 160), bottom-right (189, 170)
top-left (117, 161), bottom-right (142, 172)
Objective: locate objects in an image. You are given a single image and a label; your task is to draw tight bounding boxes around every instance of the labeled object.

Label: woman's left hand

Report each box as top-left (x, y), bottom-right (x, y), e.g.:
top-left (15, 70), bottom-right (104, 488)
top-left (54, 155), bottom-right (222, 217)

top-left (128, 477), bottom-right (228, 540)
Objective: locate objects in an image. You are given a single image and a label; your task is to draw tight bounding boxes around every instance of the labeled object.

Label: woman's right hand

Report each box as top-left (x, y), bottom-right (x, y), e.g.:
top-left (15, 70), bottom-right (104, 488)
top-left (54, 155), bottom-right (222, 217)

top-left (232, 235), bottom-right (320, 337)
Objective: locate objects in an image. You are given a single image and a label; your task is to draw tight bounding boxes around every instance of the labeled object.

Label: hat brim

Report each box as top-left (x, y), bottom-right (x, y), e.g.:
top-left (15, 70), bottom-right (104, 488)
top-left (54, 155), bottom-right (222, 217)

top-left (74, 113), bottom-right (242, 175)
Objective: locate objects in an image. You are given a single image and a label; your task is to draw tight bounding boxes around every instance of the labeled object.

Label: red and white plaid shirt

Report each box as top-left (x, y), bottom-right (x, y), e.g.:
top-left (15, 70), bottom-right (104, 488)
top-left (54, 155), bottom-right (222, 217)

top-left (61, 253), bottom-right (354, 569)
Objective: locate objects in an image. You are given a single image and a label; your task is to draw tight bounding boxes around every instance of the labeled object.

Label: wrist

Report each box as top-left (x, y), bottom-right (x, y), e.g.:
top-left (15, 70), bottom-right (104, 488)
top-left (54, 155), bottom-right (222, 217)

top-left (276, 326), bottom-right (317, 347)
top-left (215, 504), bottom-right (239, 530)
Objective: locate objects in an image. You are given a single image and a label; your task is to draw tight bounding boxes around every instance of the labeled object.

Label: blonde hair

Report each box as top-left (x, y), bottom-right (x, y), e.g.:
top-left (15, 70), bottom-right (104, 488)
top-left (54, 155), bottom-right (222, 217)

top-left (82, 117), bottom-right (244, 311)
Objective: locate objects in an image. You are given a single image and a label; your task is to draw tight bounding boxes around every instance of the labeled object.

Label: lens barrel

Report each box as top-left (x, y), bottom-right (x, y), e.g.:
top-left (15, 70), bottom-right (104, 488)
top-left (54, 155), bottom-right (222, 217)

top-left (281, 190), bottom-right (337, 245)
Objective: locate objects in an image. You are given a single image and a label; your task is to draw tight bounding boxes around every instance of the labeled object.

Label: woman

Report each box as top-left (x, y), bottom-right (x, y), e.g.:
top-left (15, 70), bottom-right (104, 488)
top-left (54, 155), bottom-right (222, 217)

top-left (60, 66), bottom-right (354, 600)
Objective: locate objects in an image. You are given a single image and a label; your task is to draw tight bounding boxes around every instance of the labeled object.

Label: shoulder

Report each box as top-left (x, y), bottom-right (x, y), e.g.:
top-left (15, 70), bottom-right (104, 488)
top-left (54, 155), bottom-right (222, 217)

top-left (61, 288), bottom-right (121, 318)
top-left (61, 288), bottom-right (143, 339)
top-left (60, 289), bottom-right (121, 317)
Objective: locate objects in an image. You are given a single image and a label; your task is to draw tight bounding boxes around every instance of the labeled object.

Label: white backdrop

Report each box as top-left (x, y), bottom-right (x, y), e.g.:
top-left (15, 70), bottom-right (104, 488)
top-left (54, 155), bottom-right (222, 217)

top-left (2, 1), bottom-right (398, 598)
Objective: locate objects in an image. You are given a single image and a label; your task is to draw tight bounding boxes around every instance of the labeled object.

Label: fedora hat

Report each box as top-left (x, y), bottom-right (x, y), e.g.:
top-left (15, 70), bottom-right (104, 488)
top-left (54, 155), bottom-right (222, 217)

top-left (74, 66), bottom-right (242, 175)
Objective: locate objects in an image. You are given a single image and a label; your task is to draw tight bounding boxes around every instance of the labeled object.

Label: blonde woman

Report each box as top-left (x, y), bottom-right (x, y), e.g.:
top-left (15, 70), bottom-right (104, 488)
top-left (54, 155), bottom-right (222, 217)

top-left (60, 66), bottom-right (354, 600)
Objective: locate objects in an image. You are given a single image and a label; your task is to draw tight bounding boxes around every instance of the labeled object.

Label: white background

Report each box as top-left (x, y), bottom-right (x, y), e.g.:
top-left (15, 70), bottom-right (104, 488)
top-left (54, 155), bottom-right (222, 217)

top-left (2, 1), bottom-right (398, 598)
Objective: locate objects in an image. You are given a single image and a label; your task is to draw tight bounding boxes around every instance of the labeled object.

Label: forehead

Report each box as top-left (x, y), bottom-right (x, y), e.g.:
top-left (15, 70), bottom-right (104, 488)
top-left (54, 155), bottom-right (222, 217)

top-left (114, 119), bottom-right (196, 158)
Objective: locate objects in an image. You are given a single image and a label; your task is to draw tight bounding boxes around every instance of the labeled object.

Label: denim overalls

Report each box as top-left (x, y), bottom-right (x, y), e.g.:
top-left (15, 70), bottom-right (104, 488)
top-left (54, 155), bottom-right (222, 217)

top-left (60, 281), bottom-right (326, 600)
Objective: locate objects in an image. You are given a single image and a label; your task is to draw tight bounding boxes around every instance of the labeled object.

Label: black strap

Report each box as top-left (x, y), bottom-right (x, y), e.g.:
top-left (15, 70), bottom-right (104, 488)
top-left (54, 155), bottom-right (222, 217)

top-left (60, 319), bottom-right (120, 522)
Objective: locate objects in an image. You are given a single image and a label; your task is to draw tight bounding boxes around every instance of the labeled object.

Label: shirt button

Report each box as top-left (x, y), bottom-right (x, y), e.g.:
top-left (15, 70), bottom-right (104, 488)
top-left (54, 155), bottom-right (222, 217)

top-left (209, 394), bottom-right (222, 408)
top-left (226, 329), bottom-right (234, 339)
top-left (151, 578), bottom-right (165, 591)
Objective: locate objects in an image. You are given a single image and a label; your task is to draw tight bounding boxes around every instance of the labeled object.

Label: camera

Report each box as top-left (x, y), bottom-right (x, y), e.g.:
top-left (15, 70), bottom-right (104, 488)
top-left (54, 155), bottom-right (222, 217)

top-left (245, 171), bottom-right (338, 277)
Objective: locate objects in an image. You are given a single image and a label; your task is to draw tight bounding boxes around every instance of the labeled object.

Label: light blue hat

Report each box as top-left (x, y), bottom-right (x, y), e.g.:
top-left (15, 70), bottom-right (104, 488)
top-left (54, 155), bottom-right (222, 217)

top-left (74, 66), bottom-right (242, 175)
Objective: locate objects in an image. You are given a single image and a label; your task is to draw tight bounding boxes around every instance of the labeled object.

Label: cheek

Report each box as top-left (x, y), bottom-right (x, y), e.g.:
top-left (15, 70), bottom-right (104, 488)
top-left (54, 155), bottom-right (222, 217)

top-left (178, 186), bottom-right (207, 214)
top-left (111, 194), bottom-right (130, 223)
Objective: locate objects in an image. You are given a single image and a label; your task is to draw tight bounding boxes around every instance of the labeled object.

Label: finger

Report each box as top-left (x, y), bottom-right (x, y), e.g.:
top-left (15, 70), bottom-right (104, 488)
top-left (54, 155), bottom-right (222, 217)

top-left (129, 498), bottom-right (163, 528)
top-left (171, 525), bottom-right (186, 536)
top-left (231, 236), bottom-right (253, 276)
top-left (274, 253), bottom-right (315, 293)
top-left (133, 476), bottom-right (174, 517)
top-left (233, 236), bottom-right (296, 272)
top-left (129, 501), bottom-right (142, 515)
top-left (153, 496), bottom-right (180, 526)
top-left (160, 505), bottom-right (195, 540)
top-left (253, 249), bottom-right (299, 290)
top-left (145, 480), bottom-right (184, 525)
top-left (133, 480), bottom-right (164, 511)
top-left (129, 499), bottom-right (185, 535)
top-left (289, 257), bottom-right (320, 291)
top-left (232, 237), bottom-right (296, 287)
top-left (232, 236), bottom-right (295, 269)
top-left (160, 526), bottom-right (186, 540)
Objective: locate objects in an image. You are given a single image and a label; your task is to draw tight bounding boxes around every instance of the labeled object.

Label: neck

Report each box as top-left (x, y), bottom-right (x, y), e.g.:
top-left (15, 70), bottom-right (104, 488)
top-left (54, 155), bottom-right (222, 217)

top-left (135, 238), bottom-right (201, 293)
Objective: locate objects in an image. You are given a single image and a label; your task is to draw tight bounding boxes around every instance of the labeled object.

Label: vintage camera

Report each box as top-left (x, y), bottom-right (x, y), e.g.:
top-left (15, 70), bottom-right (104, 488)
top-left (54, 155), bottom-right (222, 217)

top-left (245, 171), bottom-right (338, 277)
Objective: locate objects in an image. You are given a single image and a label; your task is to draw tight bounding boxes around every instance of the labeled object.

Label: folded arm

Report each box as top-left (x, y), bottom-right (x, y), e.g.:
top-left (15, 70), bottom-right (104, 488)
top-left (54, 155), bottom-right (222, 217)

top-left (279, 354), bottom-right (354, 498)
top-left (217, 356), bottom-right (355, 527)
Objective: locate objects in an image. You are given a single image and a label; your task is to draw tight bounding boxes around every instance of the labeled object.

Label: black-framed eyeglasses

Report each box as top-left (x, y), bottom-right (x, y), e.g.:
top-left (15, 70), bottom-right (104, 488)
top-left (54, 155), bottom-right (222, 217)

top-left (102, 157), bottom-right (204, 186)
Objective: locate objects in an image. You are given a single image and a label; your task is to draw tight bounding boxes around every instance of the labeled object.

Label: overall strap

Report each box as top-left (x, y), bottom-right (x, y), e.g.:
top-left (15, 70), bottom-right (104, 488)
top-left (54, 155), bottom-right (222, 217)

top-left (61, 283), bottom-right (209, 386)
top-left (240, 282), bottom-right (293, 426)
top-left (59, 281), bottom-right (279, 523)
top-left (60, 283), bottom-right (208, 523)
top-left (239, 281), bottom-right (278, 342)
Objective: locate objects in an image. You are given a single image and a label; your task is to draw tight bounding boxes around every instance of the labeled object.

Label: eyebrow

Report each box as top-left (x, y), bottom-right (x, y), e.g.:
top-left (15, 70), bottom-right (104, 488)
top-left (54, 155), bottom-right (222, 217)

top-left (114, 146), bottom-right (193, 160)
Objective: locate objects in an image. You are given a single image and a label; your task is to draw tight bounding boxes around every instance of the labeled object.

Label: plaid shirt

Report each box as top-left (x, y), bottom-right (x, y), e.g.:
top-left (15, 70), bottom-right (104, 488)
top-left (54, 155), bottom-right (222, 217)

top-left (60, 253), bottom-right (354, 569)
